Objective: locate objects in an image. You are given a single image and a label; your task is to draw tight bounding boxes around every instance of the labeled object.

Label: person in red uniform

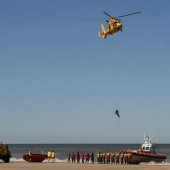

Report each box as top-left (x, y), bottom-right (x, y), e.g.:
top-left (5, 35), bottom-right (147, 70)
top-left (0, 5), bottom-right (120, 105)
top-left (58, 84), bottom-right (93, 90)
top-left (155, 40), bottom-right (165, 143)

top-left (71, 152), bottom-right (75, 163)
top-left (120, 152), bottom-right (124, 164)
top-left (115, 153), bottom-right (120, 164)
top-left (85, 153), bottom-right (90, 163)
top-left (81, 152), bottom-right (84, 163)
top-left (106, 152), bottom-right (110, 164)
top-left (76, 151), bottom-right (80, 163)
top-left (90, 152), bottom-right (94, 163)
top-left (111, 152), bottom-right (115, 164)
top-left (124, 152), bottom-right (128, 164)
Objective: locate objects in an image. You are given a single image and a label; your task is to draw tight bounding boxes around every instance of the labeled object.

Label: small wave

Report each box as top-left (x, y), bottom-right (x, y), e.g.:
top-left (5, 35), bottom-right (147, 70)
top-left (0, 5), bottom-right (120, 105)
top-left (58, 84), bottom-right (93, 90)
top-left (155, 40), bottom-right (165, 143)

top-left (43, 158), bottom-right (67, 163)
top-left (10, 157), bottom-right (67, 163)
top-left (10, 158), bottom-right (25, 162)
top-left (140, 161), bottom-right (170, 166)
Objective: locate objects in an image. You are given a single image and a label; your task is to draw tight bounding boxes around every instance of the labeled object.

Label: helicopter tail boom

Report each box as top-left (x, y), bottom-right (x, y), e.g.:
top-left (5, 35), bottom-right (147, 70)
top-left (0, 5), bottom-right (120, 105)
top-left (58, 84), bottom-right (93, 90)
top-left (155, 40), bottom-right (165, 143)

top-left (101, 24), bottom-right (107, 38)
top-left (98, 32), bottom-right (101, 38)
top-left (98, 24), bottom-right (107, 38)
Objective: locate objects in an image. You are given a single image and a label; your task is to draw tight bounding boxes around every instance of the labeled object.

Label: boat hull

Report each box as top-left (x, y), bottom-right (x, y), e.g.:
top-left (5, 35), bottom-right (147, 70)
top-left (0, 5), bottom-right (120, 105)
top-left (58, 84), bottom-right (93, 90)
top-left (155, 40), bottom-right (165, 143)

top-left (129, 152), bottom-right (166, 164)
top-left (23, 154), bottom-right (47, 162)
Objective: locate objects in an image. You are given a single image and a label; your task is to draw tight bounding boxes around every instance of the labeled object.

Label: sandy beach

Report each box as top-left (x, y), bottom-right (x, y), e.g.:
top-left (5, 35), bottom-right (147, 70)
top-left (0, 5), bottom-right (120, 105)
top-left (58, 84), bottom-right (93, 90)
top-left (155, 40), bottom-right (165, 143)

top-left (1, 162), bottom-right (170, 170)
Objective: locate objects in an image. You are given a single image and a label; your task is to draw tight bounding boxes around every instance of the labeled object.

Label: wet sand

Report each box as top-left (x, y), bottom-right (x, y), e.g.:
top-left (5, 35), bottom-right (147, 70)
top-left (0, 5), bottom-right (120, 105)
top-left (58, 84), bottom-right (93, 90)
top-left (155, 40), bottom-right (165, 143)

top-left (0, 162), bottom-right (170, 170)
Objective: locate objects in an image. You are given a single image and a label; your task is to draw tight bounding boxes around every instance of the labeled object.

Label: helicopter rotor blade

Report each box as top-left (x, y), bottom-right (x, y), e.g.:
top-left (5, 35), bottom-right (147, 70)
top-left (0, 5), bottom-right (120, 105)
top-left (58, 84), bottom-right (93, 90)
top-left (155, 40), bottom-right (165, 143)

top-left (103, 11), bottom-right (113, 19)
top-left (116, 11), bottom-right (141, 18)
top-left (82, 18), bottom-right (105, 22)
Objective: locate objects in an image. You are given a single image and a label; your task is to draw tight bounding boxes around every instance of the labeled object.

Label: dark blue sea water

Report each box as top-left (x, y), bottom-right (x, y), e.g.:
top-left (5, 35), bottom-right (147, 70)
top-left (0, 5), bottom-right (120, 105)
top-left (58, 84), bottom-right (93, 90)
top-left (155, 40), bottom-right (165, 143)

top-left (9, 144), bottom-right (170, 162)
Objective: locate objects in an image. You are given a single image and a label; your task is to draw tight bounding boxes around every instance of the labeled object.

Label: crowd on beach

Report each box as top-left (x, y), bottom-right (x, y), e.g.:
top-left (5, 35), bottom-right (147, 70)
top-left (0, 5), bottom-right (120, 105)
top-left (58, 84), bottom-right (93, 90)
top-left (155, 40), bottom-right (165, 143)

top-left (27, 149), bottom-right (132, 164)
top-left (66, 151), bottom-right (132, 164)
top-left (67, 151), bottom-right (94, 163)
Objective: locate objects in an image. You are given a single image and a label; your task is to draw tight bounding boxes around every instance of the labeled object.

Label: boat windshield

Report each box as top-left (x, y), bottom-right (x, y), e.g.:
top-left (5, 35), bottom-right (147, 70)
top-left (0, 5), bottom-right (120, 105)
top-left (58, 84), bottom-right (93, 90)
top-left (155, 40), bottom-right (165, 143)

top-left (142, 147), bottom-right (149, 150)
top-left (145, 147), bottom-right (150, 150)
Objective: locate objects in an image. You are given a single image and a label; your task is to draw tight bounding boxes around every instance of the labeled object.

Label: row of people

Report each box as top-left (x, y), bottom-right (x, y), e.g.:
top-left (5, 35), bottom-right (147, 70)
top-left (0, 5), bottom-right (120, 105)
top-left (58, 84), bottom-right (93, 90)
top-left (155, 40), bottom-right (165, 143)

top-left (96, 151), bottom-right (132, 164)
top-left (67, 151), bottom-right (132, 164)
top-left (67, 151), bottom-right (94, 163)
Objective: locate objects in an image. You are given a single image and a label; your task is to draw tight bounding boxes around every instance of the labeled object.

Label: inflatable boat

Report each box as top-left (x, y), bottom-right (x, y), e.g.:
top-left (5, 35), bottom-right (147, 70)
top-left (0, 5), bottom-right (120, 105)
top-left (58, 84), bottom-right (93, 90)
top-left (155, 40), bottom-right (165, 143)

top-left (23, 153), bottom-right (47, 162)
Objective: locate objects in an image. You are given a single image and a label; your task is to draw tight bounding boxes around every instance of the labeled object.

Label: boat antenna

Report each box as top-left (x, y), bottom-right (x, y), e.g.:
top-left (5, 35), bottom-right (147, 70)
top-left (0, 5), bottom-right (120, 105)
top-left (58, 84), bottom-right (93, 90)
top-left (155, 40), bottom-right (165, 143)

top-left (156, 136), bottom-right (158, 144)
top-left (144, 133), bottom-right (146, 141)
top-left (151, 133), bottom-right (153, 143)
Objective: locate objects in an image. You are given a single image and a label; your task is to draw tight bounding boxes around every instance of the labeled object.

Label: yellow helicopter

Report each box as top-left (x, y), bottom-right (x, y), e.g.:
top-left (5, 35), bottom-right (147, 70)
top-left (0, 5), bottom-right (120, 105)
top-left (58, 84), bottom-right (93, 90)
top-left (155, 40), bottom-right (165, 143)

top-left (98, 11), bottom-right (141, 38)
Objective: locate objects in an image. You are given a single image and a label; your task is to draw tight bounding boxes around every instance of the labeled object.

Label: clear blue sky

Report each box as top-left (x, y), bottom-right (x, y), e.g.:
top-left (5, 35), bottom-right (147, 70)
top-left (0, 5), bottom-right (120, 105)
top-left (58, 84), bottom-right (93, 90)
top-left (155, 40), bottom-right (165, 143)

top-left (0, 0), bottom-right (170, 144)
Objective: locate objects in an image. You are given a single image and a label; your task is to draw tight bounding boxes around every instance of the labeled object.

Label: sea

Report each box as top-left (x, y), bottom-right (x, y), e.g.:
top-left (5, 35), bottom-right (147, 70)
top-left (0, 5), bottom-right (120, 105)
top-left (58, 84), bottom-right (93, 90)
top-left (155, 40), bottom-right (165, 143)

top-left (8, 144), bottom-right (170, 163)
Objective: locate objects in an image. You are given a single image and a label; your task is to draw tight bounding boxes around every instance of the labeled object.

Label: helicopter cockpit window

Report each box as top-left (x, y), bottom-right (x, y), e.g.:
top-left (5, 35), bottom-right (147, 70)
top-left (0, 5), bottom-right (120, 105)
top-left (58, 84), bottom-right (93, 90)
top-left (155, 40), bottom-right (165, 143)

top-left (114, 22), bottom-right (118, 26)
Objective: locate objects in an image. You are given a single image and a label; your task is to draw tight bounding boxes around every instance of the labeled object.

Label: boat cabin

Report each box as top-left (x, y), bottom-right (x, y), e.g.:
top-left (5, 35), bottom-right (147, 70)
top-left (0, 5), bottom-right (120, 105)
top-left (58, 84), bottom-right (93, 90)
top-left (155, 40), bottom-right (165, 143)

top-left (139, 136), bottom-right (156, 153)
